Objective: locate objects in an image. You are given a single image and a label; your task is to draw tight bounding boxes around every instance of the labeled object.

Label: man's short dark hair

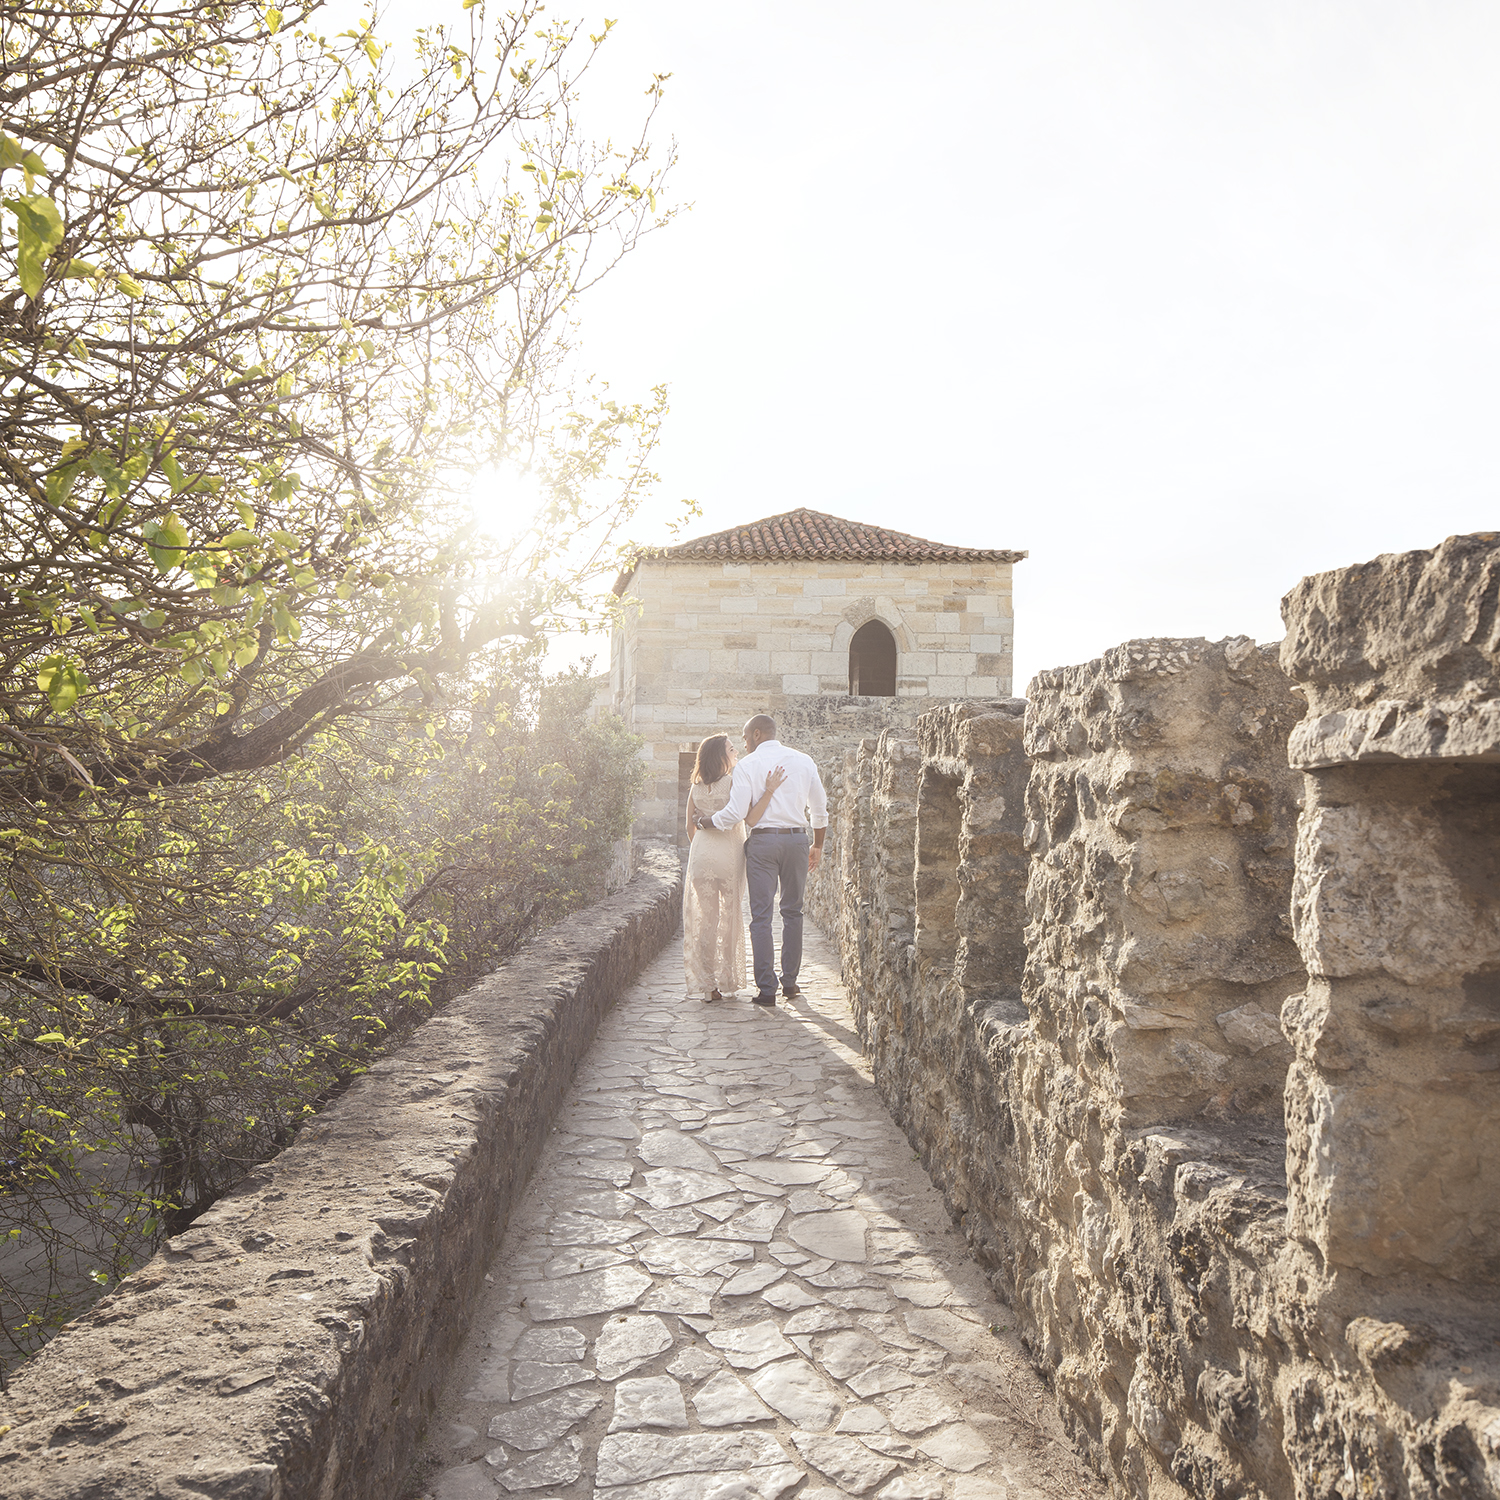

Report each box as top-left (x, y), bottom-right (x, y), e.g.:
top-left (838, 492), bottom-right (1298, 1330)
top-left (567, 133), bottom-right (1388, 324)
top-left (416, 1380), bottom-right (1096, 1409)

top-left (744, 714), bottom-right (777, 743)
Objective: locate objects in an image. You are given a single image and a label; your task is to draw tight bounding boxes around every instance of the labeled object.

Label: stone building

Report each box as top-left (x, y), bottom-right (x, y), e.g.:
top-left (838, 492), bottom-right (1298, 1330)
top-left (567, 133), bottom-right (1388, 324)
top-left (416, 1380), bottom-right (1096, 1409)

top-left (609, 507), bottom-right (1025, 851)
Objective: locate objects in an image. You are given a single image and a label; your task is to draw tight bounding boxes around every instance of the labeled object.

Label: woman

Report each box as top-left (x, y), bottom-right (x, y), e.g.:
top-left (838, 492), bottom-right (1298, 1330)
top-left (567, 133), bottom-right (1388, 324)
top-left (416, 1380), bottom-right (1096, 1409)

top-left (683, 733), bottom-right (785, 1002)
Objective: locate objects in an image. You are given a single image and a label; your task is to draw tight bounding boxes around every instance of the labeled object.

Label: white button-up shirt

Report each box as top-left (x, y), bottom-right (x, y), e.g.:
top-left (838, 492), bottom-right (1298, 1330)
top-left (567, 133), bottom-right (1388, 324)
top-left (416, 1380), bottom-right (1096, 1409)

top-left (709, 738), bottom-right (829, 833)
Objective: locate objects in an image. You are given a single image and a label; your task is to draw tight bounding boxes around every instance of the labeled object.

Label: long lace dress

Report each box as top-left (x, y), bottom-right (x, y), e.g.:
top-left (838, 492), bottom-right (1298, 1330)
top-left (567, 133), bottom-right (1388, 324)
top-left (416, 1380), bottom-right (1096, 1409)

top-left (683, 775), bottom-right (747, 998)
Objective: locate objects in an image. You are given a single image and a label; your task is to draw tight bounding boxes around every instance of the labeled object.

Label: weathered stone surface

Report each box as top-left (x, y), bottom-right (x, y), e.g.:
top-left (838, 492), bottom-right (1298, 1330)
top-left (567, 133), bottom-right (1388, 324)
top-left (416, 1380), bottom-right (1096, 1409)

top-left (790, 1432), bottom-right (899, 1493)
top-left (788, 1208), bottom-right (868, 1262)
top-left (0, 851), bottom-right (683, 1500)
top-left (1280, 535), bottom-right (1500, 1285)
top-left (817, 584), bottom-right (1500, 1500)
top-left (522, 1263), bottom-right (653, 1322)
top-left (1024, 636), bottom-right (1306, 1125)
top-left (486, 1386), bottom-right (600, 1449)
top-left (607, 1374), bottom-right (688, 1432)
top-left (1281, 530), bottom-right (1500, 762)
top-left (747, 1357), bottom-right (843, 1429)
top-left (595, 1430), bottom-right (791, 1487)
top-left (593, 1314), bottom-right (674, 1380)
top-left (692, 1369), bottom-right (775, 1426)
top-left (420, 913), bottom-right (1083, 1500)
top-left (705, 1319), bottom-right (797, 1370)
top-left (485, 1432), bottom-right (583, 1489)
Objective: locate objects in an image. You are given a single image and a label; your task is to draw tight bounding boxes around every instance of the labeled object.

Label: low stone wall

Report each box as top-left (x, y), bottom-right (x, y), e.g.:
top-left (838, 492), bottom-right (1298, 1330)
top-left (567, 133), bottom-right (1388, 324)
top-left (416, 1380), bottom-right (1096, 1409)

top-left (0, 850), bottom-right (683, 1500)
top-left (820, 535), bottom-right (1500, 1500)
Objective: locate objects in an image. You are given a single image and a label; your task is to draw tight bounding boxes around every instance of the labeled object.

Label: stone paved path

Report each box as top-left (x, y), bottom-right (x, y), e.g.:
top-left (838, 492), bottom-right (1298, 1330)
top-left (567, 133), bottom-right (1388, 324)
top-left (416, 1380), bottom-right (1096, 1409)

top-left (417, 922), bottom-right (1092, 1500)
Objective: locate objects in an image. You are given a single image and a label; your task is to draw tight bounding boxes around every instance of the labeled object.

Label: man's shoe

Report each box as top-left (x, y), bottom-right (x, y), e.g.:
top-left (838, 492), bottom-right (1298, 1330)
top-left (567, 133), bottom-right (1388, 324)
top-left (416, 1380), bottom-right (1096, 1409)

top-left (782, 984), bottom-right (802, 1000)
top-left (752, 993), bottom-right (776, 1007)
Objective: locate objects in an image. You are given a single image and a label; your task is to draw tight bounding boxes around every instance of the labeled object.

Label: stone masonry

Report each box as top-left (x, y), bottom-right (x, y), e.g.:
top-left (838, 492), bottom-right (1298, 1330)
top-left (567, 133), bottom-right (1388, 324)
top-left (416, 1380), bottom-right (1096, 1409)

top-left (821, 535), bottom-right (1500, 1500)
top-left (611, 508), bottom-right (1023, 853)
top-left (1279, 532), bottom-right (1500, 1285)
top-left (1024, 638), bottom-right (1306, 1129)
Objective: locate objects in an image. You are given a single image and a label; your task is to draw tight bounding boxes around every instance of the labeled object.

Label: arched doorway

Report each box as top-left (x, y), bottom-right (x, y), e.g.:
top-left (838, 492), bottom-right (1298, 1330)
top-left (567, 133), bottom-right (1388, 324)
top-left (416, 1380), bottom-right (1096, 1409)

top-left (849, 620), bottom-right (897, 696)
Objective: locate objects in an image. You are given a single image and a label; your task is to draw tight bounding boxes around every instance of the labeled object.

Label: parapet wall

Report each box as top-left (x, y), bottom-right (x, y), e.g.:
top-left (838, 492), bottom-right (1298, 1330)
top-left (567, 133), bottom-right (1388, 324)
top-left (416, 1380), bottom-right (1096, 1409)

top-left (1280, 532), bottom-right (1500, 1287)
top-left (822, 535), bottom-right (1500, 1500)
top-left (0, 851), bottom-right (683, 1500)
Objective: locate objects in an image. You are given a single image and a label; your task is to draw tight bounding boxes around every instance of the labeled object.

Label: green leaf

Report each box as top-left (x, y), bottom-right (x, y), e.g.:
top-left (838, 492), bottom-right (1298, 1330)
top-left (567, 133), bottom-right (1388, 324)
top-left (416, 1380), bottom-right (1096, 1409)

top-left (142, 512), bottom-right (190, 572)
top-left (272, 601), bottom-right (300, 642)
top-left (0, 133), bottom-right (47, 189)
top-left (62, 259), bottom-right (98, 279)
top-left (88, 450), bottom-right (148, 500)
top-left (5, 192), bottom-right (64, 298)
top-left (265, 6), bottom-right (283, 33)
top-left (117, 272), bottom-right (145, 299)
top-left (44, 462), bottom-right (81, 508)
top-left (219, 529), bottom-right (259, 548)
top-left (184, 553), bottom-right (219, 588)
top-left (32, 1032), bottom-right (66, 1045)
top-left (179, 656), bottom-right (205, 686)
top-left (36, 653), bottom-right (86, 712)
top-left (161, 451), bottom-right (187, 493)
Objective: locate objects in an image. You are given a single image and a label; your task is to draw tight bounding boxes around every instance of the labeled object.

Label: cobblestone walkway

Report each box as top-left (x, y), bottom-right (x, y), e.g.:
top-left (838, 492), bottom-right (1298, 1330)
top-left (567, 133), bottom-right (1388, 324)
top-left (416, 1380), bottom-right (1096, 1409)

top-left (418, 922), bottom-right (1089, 1500)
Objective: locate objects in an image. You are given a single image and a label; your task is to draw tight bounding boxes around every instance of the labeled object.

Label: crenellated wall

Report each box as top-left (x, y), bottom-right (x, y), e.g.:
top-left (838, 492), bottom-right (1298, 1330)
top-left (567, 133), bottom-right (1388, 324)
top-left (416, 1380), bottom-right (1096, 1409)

top-left (822, 534), bottom-right (1500, 1500)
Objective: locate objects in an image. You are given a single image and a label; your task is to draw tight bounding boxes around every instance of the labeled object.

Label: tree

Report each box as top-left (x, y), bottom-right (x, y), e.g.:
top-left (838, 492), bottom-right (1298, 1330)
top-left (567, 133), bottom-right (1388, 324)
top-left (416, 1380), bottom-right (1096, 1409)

top-left (0, 0), bottom-right (670, 1357)
top-left (0, 664), bottom-right (647, 1359)
top-left (0, 0), bottom-right (669, 794)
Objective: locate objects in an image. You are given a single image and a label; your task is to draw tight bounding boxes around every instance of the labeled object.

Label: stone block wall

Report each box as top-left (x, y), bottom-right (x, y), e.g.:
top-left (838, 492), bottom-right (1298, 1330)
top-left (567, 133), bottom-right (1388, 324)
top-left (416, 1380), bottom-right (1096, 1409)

top-left (0, 853), bottom-right (683, 1500)
top-left (821, 540), bottom-right (1500, 1500)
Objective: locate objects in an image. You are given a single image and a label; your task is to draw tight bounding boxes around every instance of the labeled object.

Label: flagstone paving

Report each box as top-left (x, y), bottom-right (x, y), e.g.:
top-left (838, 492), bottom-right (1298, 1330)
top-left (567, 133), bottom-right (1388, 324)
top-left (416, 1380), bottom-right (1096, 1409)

top-left (416, 921), bottom-right (1097, 1500)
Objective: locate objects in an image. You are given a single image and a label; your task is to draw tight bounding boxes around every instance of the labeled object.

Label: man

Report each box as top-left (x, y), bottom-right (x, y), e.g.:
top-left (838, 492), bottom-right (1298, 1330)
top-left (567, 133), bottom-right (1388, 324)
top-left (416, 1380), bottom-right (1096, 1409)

top-left (695, 714), bottom-right (828, 1007)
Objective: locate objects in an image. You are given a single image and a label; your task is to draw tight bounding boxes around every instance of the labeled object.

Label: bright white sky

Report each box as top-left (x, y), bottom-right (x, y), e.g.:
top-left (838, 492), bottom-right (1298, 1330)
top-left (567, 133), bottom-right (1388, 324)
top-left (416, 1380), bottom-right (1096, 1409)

top-left (390, 0), bottom-right (1500, 689)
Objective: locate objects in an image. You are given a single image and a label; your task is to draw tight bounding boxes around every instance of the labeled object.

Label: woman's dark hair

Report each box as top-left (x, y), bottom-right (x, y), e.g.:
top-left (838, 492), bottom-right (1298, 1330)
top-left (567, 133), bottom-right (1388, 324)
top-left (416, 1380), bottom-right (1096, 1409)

top-left (692, 733), bottom-right (732, 785)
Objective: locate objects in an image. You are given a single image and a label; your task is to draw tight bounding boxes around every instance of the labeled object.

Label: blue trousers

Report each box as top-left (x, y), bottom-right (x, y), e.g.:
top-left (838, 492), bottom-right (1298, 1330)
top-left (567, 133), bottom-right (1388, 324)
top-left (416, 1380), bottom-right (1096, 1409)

top-left (744, 830), bottom-right (809, 998)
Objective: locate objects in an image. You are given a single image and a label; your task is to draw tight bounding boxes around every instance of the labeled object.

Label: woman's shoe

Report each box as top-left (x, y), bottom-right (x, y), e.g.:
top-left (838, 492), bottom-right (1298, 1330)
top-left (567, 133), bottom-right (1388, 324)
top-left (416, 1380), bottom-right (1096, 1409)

top-left (708, 989), bottom-right (723, 1003)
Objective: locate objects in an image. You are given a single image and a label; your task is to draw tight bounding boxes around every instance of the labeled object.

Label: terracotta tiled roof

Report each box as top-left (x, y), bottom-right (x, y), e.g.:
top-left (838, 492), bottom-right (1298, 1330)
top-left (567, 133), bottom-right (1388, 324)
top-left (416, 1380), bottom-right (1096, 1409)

top-left (613, 508), bottom-right (1025, 594)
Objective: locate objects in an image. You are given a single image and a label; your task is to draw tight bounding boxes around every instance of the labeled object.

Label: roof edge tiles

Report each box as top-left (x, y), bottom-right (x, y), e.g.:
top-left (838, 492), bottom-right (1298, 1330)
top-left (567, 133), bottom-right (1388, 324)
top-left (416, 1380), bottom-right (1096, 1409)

top-left (612, 507), bottom-right (1025, 595)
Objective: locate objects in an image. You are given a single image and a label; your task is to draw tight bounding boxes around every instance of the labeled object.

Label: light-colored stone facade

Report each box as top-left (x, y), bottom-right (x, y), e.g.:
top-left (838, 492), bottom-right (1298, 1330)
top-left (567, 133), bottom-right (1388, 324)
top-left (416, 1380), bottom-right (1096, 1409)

top-left (611, 552), bottom-right (1019, 848)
